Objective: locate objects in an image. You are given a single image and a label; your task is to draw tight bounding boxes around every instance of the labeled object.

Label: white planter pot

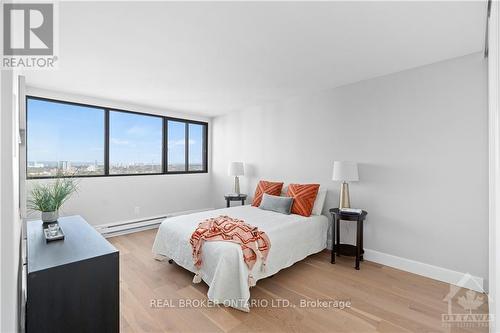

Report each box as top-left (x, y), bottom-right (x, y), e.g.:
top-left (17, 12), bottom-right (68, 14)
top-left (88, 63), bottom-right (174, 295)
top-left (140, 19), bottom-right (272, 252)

top-left (41, 211), bottom-right (59, 223)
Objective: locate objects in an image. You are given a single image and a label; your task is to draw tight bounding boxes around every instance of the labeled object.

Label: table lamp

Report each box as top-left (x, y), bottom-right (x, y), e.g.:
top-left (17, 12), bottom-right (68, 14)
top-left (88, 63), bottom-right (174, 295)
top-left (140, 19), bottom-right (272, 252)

top-left (332, 161), bottom-right (359, 209)
top-left (228, 162), bottom-right (244, 195)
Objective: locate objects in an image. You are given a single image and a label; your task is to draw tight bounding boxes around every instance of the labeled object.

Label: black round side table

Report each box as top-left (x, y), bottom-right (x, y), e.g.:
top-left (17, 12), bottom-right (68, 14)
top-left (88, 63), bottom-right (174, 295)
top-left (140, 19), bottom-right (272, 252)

top-left (329, 208), bottom-right (368, 270)
top-left (224, 194), bottom-right (247, 207)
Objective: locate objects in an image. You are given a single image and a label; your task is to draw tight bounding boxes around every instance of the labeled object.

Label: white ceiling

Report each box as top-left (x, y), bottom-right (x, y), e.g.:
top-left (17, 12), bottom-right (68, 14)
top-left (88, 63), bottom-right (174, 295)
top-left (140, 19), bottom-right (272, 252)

top-left (23, 1), bottom-right (487, 117)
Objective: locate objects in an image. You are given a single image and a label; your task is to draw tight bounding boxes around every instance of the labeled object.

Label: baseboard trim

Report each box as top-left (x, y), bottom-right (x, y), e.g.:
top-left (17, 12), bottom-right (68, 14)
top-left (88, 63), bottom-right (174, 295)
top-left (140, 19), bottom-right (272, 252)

top-left (100, 223), bottom-right (161, 238)
top-left (95, 207), bottom-right (214, 238)
top-left (364, 249), bottom-right (485, 293)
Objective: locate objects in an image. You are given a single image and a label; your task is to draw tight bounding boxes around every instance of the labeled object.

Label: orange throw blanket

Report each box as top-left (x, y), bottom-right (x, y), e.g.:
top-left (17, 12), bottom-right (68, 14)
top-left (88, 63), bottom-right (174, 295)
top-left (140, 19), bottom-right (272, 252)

top-left (190, 215), bottom-right (271, 287)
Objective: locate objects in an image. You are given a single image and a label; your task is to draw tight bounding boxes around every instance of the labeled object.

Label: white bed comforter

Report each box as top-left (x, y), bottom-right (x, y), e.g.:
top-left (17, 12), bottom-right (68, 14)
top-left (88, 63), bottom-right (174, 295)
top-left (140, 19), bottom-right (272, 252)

top-left (152, 205), bottom-right (328, 312)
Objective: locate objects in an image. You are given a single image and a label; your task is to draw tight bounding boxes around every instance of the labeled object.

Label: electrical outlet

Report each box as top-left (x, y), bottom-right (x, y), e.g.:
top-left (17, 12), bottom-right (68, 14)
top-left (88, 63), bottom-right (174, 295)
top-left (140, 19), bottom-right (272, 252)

top-left (134, 206), bottom-right (140, 215)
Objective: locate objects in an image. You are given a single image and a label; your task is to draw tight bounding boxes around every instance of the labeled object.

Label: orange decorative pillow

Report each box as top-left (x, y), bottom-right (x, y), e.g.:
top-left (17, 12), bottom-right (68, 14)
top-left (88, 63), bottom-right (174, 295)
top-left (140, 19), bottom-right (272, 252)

top-left (252, 181), bottom-right (284, 207)
top-left (287, 184), bottom-right (320, 217)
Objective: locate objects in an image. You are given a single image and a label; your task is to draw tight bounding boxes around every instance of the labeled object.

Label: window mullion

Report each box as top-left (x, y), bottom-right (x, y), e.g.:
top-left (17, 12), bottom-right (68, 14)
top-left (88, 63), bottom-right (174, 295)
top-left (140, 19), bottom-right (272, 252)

top-left (185, 122), bottom-right (189, 172)
top-left (163, 118), bottom-right (168, 174)
top-left (204, 124), bottom-right (208, 172)
top-left (104, 109), bottom-right (109, 175)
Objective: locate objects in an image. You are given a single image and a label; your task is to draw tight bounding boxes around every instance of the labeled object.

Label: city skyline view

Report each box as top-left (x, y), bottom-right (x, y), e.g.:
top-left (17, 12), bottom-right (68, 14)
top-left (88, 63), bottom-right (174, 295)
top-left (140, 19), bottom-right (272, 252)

top-left (27, 98), bottom-right (206, 177)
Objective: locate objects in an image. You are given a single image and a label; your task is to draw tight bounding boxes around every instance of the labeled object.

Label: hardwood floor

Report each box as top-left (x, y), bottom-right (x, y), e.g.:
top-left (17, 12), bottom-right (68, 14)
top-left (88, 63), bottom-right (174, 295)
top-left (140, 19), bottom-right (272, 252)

top-left (109, 229), bottom-right (489, 333)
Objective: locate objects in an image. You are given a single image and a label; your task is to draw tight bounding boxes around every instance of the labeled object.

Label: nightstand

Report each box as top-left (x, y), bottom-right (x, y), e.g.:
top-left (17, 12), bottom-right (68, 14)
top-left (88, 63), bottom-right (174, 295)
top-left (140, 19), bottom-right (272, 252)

top-left (329, 208), bottom-right (368, 270)
top-left (224, 194), bottom-right (247, 207)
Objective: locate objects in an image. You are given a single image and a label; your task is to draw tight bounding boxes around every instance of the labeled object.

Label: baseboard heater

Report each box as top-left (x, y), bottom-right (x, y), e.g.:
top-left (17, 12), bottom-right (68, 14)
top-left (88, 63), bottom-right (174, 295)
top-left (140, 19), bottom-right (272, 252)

top-left (95, 208), bottom-right (213, 237)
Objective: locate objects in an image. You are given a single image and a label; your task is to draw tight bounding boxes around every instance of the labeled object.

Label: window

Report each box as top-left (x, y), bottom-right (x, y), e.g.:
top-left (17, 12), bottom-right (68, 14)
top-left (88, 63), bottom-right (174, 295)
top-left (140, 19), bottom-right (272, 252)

top-left (167, 120), bottom-right (208, 172)
top-left (188, 123), bottom-right (205, 171)
top-left (27, 98), bottom-right (105, 178)
top-left (26, 96), bottom-right (208, 178)
top-left (167, 120), bottom-right (186, 172)
top-left (109, 111), bottom-right (163, 175)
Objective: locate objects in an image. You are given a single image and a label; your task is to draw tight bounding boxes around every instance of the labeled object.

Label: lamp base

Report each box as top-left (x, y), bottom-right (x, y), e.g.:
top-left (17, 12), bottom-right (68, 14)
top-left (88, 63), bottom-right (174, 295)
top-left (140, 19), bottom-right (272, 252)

top-left (339, 182), bottom-right (351, 209)
top-left (234, 176), bottom-right (240, 195)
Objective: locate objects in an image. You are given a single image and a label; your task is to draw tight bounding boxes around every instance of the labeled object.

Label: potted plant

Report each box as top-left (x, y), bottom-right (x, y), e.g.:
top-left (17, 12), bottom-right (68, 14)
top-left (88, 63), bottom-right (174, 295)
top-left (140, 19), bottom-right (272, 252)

top-left (28, 175), bottom-right (79, 223)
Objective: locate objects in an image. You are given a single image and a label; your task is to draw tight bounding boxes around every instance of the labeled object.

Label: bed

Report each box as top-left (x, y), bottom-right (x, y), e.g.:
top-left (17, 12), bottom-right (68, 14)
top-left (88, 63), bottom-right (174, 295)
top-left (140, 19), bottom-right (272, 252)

top-left (152, 205), bottom-right (328, 312)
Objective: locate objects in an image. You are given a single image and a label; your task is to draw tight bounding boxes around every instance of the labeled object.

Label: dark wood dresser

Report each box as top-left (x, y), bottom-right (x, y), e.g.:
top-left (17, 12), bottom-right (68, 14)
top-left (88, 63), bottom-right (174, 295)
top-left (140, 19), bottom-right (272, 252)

top-left (26, 215), bottom-right (119, 333)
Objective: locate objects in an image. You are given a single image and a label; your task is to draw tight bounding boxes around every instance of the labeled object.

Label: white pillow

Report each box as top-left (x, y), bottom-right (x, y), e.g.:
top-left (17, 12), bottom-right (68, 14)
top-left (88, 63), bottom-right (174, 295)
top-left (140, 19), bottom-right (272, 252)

top-left (311, 189), bottom-right (327, 215)
top-left (280, 185), bottom-right (288, 196)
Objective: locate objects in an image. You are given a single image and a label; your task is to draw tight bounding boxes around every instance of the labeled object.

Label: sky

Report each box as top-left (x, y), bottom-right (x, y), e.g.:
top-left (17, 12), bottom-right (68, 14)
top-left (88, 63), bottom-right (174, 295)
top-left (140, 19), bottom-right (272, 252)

top-left (27, 98), bottom-right (204, 165)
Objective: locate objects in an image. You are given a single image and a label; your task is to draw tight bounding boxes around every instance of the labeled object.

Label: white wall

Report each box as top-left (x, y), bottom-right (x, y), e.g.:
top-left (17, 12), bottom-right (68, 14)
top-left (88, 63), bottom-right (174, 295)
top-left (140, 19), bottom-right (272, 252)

top-left (25, 87), bottom-right (213, 227)
top-left (212, 53), bottom-right (488, 282)
top-left (488, 0), bottom-right (500, 329)
top-left (1, 71), bottom-right (22, 332)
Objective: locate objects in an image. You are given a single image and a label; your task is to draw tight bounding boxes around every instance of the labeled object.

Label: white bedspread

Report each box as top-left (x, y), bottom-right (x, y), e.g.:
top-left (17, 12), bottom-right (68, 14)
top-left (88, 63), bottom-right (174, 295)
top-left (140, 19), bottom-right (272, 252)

top-left (152, 205), bottom-right (328, 311)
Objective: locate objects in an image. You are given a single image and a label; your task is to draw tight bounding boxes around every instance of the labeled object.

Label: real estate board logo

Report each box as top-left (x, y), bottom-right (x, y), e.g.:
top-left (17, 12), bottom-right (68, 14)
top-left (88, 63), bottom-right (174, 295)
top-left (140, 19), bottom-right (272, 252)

top-left (2, 2), bottom-right (58, 69)
top-left (442, 273), bottom-right (493, 328)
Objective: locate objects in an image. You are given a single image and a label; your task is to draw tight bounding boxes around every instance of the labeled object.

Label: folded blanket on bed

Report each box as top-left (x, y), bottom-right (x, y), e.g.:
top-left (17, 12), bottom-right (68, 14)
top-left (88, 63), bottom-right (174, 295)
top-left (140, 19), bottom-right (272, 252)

top-left (190, 215), bottom-right (271, 287)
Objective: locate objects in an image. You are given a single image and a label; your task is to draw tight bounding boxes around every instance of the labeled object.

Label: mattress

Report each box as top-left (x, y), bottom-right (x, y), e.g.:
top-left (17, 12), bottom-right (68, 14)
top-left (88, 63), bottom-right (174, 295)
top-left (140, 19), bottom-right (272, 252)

top-left (152, 205), bottom-right (328, 311)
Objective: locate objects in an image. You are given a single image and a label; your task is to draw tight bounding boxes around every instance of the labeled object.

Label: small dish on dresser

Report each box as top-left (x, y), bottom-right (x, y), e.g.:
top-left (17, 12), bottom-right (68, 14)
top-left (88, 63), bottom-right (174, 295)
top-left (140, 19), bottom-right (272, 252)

top-left (43, 222), bottom-right (65, 242)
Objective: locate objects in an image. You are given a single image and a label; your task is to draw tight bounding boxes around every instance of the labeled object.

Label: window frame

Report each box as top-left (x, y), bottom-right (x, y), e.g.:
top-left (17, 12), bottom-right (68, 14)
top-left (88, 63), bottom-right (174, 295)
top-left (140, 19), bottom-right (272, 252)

top-left (26, 95), bottom-right (208, 179)
top-left (108, 108), bottom-right (164, 176)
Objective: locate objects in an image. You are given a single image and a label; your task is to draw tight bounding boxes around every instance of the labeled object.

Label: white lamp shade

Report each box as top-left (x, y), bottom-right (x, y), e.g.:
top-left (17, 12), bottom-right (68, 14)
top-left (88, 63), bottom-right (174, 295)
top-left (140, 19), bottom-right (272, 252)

top-left (228, 162), bottom-right (244, 176)
top-left (332, 161), bottom-right (359, 182)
